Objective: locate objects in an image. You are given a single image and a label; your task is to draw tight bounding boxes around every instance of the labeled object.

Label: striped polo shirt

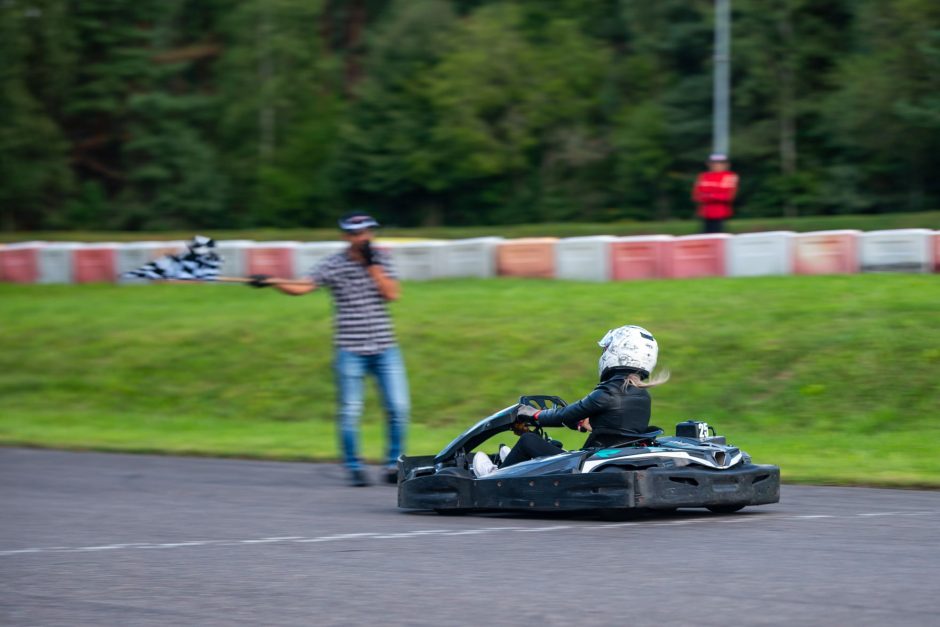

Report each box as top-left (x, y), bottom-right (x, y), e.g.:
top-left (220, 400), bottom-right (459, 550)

top-left (309, 250), bottom-right (398, 354)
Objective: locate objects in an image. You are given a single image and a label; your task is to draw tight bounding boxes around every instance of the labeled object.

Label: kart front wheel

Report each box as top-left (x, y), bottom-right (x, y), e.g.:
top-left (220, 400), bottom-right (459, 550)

top-left (707, 504), bottom-right (745, 514)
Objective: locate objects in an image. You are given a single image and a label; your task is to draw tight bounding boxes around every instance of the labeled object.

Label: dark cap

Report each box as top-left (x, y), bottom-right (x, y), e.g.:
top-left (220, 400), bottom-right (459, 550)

top-left (338, 213), bottom-right (380, 233)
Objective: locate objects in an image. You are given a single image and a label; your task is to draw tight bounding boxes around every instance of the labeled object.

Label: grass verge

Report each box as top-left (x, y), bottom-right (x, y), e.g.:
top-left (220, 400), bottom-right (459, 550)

top-left (1, 275), bottom-right (938, 486)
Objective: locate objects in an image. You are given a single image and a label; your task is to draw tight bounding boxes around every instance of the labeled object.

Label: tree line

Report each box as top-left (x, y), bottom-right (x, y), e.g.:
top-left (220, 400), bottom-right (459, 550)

top-left (2, 0), bottom-right (938, 231)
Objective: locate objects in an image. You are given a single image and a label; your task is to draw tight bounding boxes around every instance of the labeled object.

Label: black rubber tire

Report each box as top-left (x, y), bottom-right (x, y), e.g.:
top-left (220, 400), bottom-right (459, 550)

top-left (707, 504), bottom-right (745, 514)
top-left (599, 508), bottom-right (635, 521)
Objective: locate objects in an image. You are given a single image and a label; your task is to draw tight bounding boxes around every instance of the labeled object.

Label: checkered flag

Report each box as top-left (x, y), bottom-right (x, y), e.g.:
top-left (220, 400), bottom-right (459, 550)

top-left (123, 235), bottom-right (223, 281)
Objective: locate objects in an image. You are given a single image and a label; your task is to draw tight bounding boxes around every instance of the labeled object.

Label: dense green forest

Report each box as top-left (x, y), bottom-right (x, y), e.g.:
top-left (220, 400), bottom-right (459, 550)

top-left (2, 0), bottom-right (938, 231)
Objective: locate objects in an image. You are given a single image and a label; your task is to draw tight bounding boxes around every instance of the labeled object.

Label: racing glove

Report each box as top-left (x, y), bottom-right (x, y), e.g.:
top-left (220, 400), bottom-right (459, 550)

top-left (360, 240), bottom-right (377, 266)
top-left (515, 404), bottom-right (540, 423)
top-left (248, 274), bottom-right (272, 288)
top-left (511, 404), bottom-right (540, 435)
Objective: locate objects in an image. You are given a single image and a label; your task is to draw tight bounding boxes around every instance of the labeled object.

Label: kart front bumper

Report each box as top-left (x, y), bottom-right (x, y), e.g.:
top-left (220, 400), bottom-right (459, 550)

top-left (397, 457), bottom-right (779, 512)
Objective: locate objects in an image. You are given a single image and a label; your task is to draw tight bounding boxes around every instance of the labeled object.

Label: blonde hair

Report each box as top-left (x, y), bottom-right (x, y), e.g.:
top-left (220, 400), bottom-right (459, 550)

top-left (624, 368), bottom-right (671, 390)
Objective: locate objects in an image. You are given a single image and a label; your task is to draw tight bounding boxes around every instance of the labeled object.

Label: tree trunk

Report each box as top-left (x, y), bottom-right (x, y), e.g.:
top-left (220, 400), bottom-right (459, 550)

top-left (776, 5), bottom-right (798, 217)
top-left (344, 0), bottom-right (367, 95)
top-left (421, 202), bottom-right (443, 227)
top-left (655, 189), bottom-right (671, 221)
top-left (1, 210), bottom-right (15, 232)
top-left (257, 6), bottom-right (275, 161)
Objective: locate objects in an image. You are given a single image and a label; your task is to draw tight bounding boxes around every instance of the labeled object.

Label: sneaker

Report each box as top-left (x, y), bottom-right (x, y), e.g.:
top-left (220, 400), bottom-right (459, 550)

top-left (349, 469), bottom-right (370, 487)
top-left (498, 445), bottom-right (512, 463)
top-left (472, 451), bottom-right (497, 478)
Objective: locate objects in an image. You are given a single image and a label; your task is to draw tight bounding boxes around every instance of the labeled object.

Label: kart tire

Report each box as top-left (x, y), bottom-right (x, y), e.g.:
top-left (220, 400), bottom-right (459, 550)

top-left (707, 504), bottom-right (745, 514)
top-left (599, 509), bottom-right (637, 522)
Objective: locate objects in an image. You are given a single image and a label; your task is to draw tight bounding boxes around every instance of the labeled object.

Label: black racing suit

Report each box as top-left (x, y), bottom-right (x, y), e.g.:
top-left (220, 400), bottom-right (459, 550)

top-left (502, 373), bottom-right (652, 467)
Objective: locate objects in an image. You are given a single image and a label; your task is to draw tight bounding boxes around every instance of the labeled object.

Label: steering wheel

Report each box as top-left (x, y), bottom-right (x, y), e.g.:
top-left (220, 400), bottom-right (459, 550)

top-left (512, 395), bottom-right (567, 438)
top-left (511, 417), bottom-right (543, 437)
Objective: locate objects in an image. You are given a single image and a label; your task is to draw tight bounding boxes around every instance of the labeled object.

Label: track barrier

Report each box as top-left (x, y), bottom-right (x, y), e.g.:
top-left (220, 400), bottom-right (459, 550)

top-left (1, 230), bottom-right (938, 284)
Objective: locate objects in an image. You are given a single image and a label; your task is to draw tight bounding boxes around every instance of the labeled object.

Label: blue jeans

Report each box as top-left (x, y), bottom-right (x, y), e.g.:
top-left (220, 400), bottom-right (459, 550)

top-left (334, 346), bottom-right (410, 471)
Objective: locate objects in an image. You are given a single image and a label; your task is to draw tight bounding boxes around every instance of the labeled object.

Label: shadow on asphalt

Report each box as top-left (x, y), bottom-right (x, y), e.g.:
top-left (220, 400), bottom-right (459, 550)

top-left (398, 507), bottom-right (768, 523)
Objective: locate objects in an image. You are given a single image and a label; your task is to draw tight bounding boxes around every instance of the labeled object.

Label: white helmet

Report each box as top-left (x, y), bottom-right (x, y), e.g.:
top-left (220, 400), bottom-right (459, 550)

top-left (598, 325), bottom-right (658, 380)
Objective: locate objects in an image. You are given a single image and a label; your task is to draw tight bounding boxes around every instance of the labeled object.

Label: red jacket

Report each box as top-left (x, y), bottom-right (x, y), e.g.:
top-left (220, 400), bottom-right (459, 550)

top-left (693, 171), bottom-right (739, 219)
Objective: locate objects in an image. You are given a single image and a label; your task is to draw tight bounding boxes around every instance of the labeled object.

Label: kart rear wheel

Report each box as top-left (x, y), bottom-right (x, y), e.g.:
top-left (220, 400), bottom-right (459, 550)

top-left (599, 509), bottom-right (635, 522)
top-left (707, 504), bottom-right (745, 514)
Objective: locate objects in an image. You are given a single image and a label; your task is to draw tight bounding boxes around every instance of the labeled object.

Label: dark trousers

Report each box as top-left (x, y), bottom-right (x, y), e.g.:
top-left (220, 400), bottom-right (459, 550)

top-left (702, 218), bottom-right (725, 233)
top-left (503, 432), bottom-right (564, 467)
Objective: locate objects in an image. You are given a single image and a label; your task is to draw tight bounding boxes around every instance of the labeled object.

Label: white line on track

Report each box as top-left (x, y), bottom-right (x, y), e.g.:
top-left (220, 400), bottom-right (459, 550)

top-left (2, 510), bottom-right (936, 558)
top-left (293, 533), bottom-right (376, 543)
top-left (515, 525), bottom-right (571, 532)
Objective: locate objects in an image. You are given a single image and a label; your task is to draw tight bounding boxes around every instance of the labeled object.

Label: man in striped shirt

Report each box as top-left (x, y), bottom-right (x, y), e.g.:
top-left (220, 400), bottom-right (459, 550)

top-left (259, 213), bottom-right (410, 487)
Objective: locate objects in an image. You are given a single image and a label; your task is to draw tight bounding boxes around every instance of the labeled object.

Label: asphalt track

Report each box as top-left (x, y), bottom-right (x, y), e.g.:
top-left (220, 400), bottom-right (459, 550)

top-left (2, 448), bottom-right (938, 626)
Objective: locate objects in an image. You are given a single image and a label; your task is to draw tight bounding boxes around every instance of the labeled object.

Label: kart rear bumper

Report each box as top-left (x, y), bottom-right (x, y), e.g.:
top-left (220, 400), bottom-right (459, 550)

top-left (397, 456), bottom-right (779, 512)
top-left (633, 464), bottom-right (779, 509)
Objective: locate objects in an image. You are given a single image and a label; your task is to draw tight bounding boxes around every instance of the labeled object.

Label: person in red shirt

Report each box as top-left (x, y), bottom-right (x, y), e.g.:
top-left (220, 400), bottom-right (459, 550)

top-left (692, 153), bottom-right (739, 233)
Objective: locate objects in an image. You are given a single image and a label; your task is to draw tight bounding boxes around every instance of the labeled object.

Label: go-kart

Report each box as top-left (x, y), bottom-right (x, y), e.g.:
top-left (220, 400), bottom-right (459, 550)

top-left (397, 396), bottom-right (779, 515)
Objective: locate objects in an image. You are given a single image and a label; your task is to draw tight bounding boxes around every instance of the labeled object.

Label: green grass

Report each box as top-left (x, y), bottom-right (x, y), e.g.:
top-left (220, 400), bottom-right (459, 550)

top-left (1, 276), bottom-right (939, 486)
top-left (2, 211), bottom-right (938, 243)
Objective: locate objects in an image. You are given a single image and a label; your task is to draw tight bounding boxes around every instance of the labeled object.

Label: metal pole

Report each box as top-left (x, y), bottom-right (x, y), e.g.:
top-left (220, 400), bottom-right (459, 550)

top-left (713, 0), bottom-right (731, 157)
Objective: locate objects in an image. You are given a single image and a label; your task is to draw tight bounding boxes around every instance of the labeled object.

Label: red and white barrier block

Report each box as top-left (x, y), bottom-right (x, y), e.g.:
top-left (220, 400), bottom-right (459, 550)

top-left (556, 236), bottom-right (616, 282)
top-left (793, 230), bottom-right (860, 275)
top-left (663, 234), bottom-right (730, 279)
top-left (0, 242), bottom-right (43, 283)
top-left (246, 241), bottom-right (299, 279)
top-left (497, 238), bottom-right (557, 278)
top-left (610, 236), bottom-right (672, 281)
top-left (728, 231), bottom-right (795, 277)
top-left (859, 229), bottom-right (934, 273)
top-left (73, 243), bottom-right (118, 283)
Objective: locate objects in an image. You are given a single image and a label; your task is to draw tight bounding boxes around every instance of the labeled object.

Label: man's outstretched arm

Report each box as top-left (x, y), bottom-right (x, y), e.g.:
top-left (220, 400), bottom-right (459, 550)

top-left (273, 279), bottom-right (317, 296)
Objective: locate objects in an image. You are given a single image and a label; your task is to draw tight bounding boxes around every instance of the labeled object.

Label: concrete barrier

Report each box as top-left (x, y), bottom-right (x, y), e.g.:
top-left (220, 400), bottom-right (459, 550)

top-left (556, 236), bottom-right (615, 282)
top-left (214, 240), bottom-right (254, 278)
top-left (6, 228), bottom-right (939, 283)
top-left (793, 230), bottom-right (860, 275)
top-left (935, 232), bottom-right (940, 273)
top-left (664, 234), bottom-right (730, 279)
top-left (439, 237), bottom-right (501, 278)
top-left (294, 242), bottom-right (346, 278)
top-left (73, 244), bottom-right (118, 283)
top-left (610, 236), bottom-right (672, 280)
top-left (37, 243), bottom-right (81, 284)
top-left (387, 241), bottom-right (447, 281)
top-left (0, 242), bottom-right (42, 283)
top-left (728, 231), bottom-right (795, 277)
top-left (496, 238), bottom-right (557, 278)
top-left (859, 229), bottom-right (933, 273)
top-left (246, 242), bottom-right (299, 278)
top-left (116, 241), bottom-right (186, 283)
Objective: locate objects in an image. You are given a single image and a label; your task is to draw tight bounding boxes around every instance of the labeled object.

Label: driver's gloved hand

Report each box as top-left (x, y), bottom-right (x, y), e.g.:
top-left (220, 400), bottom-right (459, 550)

top-left (248, 274), bottom-right (272, 288)
top-left (515, 404), bottom-right (539, 422)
